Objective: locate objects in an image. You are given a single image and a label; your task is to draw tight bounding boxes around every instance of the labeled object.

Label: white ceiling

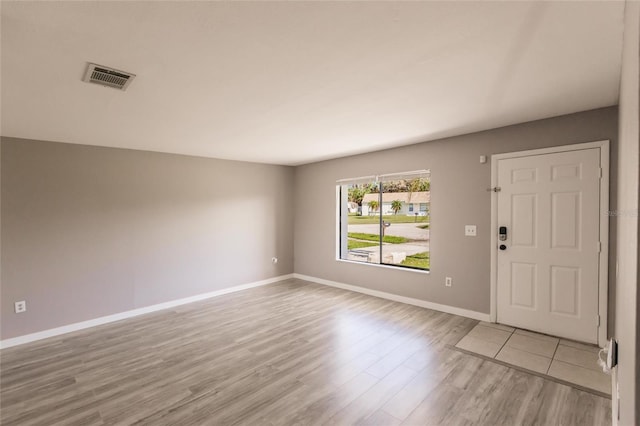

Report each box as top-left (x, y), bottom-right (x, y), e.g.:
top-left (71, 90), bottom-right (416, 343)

top-left (1, 1), bottom-right (625, 166)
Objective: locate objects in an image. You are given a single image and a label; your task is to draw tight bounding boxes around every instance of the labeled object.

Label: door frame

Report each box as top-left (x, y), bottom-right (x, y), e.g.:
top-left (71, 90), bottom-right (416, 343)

top-left (489, 140), bottom-right (610, 347)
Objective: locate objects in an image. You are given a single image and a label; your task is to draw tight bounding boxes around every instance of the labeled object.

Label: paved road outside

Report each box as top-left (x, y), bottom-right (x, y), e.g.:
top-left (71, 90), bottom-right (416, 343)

top-left (348, 222), bottom-right (429, 240)
top-left (352, 241), bottom-right (428, 255)
top-left (347, 222), bottom-right (430, 265)
top-left (347, 222), bottom-right (429, 265)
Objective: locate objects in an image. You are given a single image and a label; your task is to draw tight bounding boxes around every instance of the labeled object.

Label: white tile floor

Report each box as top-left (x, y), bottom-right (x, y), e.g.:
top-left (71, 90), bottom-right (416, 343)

top-left (455, 323), bottom-right (611, 395)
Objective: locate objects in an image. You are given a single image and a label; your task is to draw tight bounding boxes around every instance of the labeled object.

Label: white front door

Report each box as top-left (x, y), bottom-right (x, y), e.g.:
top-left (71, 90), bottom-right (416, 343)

top-left (496, 148), bottom-right (601, 343)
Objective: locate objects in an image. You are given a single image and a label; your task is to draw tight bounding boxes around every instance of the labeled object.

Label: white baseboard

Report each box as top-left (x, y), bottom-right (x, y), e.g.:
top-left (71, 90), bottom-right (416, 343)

top-left (293, 273), bottom-right (490, 322)
top-left (0, 274), bottom-right (294, 349)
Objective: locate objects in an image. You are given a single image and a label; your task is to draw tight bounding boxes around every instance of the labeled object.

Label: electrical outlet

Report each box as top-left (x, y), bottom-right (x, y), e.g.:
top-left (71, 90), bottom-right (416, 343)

top-left (445, 277), bottom-right (452, 287)
top-left (465, 225), bottom-right (477, 237)
top-left (14, 300), bottom-right (26, 313)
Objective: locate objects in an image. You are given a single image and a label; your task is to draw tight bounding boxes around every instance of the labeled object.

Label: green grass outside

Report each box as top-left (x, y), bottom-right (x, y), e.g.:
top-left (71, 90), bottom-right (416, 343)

top-left (348, 214), bottom-right (429, 225)
top-left (347, 232), bottom-right (408, 244)
top-left (347, 239), bottom-right (379, 250)
top-left (400, 252), bottom-right (430, 270)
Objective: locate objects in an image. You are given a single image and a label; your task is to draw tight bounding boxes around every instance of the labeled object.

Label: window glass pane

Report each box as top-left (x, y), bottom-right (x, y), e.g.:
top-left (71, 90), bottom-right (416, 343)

top-left (378, 177), bottom-right (430, 270)
top-left (340, 181), bottom-right (381, 264)
top-left (338, 172), bottom-right (430, 272)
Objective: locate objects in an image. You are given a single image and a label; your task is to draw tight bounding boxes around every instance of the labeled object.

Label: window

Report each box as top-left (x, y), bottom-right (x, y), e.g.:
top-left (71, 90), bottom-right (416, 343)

top-left (337, 170), bottom-right (430, 271)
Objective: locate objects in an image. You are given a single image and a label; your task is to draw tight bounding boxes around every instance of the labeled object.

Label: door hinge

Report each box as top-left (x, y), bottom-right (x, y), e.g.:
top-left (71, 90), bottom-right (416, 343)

top-left (597, 315), bottom-right (601, 327)
top-left (598, 167), bottom-right (603, 179)
top-left (597, 241), bottom-right (602, 253)
top-left (486, 187), bottom-right (501, 193)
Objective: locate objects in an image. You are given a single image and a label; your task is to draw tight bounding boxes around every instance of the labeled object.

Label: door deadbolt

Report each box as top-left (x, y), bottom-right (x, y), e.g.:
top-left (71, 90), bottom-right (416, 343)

top-left (499, 226), bottom-right (507, 241)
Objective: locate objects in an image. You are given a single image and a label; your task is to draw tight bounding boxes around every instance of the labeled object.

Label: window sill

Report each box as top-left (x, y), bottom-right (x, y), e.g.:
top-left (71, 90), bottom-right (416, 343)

top-left (335, 258), bottom-right (431, 274)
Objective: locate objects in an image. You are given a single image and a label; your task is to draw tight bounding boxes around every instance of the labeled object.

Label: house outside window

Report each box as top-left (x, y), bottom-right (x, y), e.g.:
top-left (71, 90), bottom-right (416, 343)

top-left (337, 170), bottom-right (430, 271)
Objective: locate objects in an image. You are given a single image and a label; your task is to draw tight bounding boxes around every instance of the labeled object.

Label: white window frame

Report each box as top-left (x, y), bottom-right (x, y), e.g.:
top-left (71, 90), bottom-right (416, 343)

top-left (335, 170), bottom-right (430, 273)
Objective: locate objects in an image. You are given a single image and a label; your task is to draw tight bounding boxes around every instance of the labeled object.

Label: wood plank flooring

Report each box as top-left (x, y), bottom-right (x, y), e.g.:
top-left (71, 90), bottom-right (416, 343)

top-left (0, 279), bottom-right (611, 425)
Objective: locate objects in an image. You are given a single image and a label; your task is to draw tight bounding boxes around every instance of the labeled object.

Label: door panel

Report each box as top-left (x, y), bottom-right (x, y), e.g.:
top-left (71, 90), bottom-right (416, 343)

top-left (551, 192), bottom-right (581, 249)
top-left (550, 266), bottom-right (580, 316)
top-left (511, 194), bottom-right (537, 247)
top-left (510, 262), bottom-right (536, 309)
top-left (512, 168), bottom-right (537, 183)
top-left (496, 148), bottom-right (600, 343)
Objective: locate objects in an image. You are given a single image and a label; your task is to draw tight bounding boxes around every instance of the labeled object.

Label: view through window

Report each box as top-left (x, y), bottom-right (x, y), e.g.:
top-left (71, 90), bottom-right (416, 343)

top-left (338, 171), bottom-right (430, 271)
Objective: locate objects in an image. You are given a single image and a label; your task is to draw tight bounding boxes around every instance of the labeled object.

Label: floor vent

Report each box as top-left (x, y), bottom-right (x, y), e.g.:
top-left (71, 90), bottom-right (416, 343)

top-left (82, 63), bottom-right (135, 91)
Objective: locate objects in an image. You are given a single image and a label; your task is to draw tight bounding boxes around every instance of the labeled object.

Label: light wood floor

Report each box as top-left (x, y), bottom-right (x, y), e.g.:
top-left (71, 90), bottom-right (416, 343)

top-left (0, 279), bottom-right (611, 426)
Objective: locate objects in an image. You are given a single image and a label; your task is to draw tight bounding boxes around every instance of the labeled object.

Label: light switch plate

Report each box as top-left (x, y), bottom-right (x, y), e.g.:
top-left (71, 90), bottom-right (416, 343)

top-left (465, 225), bottom-right (477, 236)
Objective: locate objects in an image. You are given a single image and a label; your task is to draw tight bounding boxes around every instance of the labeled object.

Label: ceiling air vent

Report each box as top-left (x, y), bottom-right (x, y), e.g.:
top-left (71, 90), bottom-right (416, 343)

top-left (82, 63), bottom-right (136, 91)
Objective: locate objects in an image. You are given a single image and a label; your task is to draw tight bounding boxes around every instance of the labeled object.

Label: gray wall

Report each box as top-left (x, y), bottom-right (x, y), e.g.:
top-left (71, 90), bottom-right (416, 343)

top-left (0, 107), bottom-right (620, 343)
top-left (294, 107), bottom-right (618, 328)
top-left (1, 137), bottom-right (294, 340)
